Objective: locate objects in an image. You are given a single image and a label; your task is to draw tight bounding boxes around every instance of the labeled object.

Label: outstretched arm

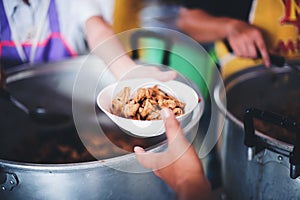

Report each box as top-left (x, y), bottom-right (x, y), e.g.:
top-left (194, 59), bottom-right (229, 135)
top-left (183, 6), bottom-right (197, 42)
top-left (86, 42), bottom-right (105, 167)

top-left (85, 16), bottom-right (177, 80)
top-left (134, 108), bottom-right (212, 200)
top-left (85, 16), bottom-right (136, 79)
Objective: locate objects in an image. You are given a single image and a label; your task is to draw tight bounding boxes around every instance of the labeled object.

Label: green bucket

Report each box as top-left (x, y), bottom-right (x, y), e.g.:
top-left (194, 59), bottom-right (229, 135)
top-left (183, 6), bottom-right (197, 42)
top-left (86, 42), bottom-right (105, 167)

top-left (136, 37), bottom-right (215, 100)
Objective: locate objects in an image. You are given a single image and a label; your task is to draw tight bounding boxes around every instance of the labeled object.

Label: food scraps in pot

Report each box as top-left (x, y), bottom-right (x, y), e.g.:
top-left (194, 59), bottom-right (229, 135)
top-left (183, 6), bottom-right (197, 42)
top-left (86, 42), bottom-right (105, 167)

top-left (111, 85), bottom-right (185, 120)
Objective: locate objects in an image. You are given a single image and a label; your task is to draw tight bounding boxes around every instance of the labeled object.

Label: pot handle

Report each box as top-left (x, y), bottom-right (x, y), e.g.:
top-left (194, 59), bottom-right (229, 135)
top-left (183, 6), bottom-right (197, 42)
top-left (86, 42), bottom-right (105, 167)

top-left (130, 29), bottom-right (173, 66)
top-left (243, 107), bottom-right (300, 179)
top-left (223, 39), bottom-right (292, 68)
top-left (0, 168), bottom-right (19, 191)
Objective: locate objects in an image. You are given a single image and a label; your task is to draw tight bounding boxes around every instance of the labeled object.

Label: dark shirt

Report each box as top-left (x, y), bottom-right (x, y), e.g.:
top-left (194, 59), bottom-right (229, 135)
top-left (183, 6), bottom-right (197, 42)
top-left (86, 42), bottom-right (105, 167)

top-left (180, 0), bottom-right (253, 22)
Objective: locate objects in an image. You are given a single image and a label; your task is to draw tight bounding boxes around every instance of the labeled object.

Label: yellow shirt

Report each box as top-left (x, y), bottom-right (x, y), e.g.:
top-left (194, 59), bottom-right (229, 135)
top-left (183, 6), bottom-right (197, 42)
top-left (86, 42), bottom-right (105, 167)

top-left (112, 0), bottom-right (144, 33)
top-left (216, 0), bottom-right (300, 77)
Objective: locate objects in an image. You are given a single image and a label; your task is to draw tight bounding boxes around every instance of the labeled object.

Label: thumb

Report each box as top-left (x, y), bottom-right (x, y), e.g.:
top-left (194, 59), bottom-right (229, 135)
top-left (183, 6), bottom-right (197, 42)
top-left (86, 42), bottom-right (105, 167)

top-left (161, 108), bottom-right (186, 144)
top-left (134, 146), bottom-right (164, 170)
top-left (156, 70), bottom-right (177, 82)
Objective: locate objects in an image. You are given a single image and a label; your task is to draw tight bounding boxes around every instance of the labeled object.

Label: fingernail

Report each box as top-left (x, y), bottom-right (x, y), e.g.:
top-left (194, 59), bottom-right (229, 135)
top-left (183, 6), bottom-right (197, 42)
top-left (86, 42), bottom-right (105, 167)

top-left (161, 108), bottom-right (171, 119)
top-left (134, 146), bottom-right (143, 153)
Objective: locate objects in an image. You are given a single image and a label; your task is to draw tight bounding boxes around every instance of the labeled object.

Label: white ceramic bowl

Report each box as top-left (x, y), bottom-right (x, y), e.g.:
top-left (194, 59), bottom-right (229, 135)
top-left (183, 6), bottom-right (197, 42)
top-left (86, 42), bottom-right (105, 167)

top-left (97, 78), bottom-right (203, 137)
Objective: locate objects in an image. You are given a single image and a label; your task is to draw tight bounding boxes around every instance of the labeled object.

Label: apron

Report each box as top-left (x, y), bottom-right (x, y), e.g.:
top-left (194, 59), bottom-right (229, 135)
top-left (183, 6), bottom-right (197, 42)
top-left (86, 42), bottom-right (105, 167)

top-left (215, 0), bottom-right (300, 78)
top-left (0, 0), bottom-right (77, 69)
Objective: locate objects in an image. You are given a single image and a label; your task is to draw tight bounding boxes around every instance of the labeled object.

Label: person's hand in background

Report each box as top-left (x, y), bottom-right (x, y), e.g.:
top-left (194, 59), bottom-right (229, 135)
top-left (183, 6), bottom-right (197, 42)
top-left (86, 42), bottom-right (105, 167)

top-left (177, 8), bottom-right (270, 67)
top-left (134, 108), bottom-right (212, 200)
top-left (117, 65), bottom-right (178, 82)
top-left (226, 19), bottom-right (270, 67)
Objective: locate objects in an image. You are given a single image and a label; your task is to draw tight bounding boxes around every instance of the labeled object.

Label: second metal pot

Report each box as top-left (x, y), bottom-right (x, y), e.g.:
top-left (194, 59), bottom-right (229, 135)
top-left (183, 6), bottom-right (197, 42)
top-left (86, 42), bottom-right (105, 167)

top-left (215, 65), bottom-right (300, 200)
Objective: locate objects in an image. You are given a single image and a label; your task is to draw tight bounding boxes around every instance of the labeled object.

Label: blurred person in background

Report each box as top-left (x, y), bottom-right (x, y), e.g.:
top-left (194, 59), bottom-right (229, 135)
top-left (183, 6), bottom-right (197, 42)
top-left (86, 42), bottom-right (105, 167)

top-left (1, 1), bottom-right (210, 198)
top-left (177, 0), bottom-right (300, 77)
top-left (0, 0), bottom-right (176, 80)
top-left (0, 0), bottom-right (115, 68)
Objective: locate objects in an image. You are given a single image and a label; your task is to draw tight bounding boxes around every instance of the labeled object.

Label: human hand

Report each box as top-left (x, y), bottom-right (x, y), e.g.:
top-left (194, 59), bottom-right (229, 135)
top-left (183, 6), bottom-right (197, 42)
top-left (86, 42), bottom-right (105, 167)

top-left (118, 65), bottom-right (177, 82)
top-left (226, 19), bottom-right (270, 67)
top-left (134, 108), bottom-right (212, 200)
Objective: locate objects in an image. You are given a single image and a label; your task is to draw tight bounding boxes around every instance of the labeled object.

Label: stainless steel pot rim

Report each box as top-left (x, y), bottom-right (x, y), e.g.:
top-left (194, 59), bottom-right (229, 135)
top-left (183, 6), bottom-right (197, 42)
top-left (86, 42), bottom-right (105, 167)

top-left (0, 147), bottom-right (157, 171)
top-left (6, 56), bottom-right (89, 76)
top-left (1, 55), bottom-right (203, 170)
top-left (214, 65), bottom-right (294, 153)
top-left (0, 103), bottom-right (202, 171)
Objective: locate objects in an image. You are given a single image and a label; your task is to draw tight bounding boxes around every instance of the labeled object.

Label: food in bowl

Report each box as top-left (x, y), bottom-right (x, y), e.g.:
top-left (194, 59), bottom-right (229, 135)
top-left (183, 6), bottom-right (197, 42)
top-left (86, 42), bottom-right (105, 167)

top-left (97, 79), bottom-right (202, 137)
top-left (111, 85), bottom-right (185, 120)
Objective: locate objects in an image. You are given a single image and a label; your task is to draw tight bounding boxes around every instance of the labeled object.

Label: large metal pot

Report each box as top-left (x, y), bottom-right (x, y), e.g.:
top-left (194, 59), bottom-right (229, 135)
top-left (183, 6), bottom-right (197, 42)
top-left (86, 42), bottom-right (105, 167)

top-left (0, 56), bottom-right (203, 200)
top-left (215, 65), bottom-right (300, 200)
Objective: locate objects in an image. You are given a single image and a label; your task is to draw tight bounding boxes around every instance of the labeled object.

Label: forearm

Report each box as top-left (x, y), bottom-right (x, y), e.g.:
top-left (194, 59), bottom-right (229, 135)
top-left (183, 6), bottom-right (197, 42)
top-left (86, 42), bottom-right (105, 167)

top-left (177, 8), bottom-right (236, 43)
top-left (172, 148), bottom-right (213, 200)
top-left (175, 175), bottom-right (212, 200)
top-left (85, 16), bottom-right (114, 50)
top-left (85, 16), bottom-right (136, 79)
top-left (177, 8), bottom-right (270, 66)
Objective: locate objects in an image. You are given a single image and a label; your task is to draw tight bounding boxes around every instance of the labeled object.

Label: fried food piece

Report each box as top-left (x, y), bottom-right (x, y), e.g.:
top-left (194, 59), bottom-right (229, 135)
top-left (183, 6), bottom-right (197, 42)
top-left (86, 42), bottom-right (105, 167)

top-left (173, 108), bottom-right (184, 116)
top-left (111, 87), bottom-right (130, 116)
top-left (139, 99), bottom-right (156, 118)
top-left (160, 99), bottom-right (177, 109)
top-left (133, 88), bottom-right (152, 102)
top-left (124, 102), bottom-right (140, 118)
top-left (146, 110), bottom-right (161, 120)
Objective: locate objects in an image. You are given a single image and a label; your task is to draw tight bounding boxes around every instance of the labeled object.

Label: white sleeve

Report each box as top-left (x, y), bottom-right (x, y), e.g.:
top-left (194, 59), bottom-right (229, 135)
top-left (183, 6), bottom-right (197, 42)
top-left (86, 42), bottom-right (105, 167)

top-left (75, 0), bottom-right (102, 28)
top-left (76, 0), bottom-right (115, 27)
top-left (97, 0), bottom-right (115, 24)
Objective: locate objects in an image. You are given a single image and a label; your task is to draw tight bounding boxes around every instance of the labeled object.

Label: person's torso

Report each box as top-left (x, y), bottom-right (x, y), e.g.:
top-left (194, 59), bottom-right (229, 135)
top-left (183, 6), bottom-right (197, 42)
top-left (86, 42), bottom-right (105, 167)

top-left (0, 0), bottom-right (91, 69)
top-left (251, 0), bottom-right (300, 59)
